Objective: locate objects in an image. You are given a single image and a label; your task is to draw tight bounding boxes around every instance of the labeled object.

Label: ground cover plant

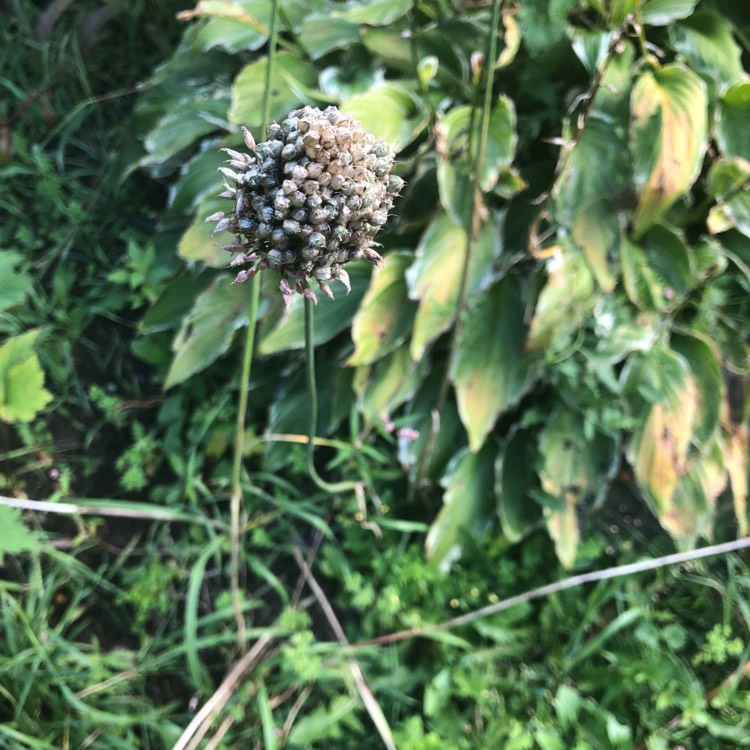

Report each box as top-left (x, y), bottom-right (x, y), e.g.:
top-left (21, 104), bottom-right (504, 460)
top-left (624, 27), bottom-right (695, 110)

top-left (3, 0), bottom-right (750, 747)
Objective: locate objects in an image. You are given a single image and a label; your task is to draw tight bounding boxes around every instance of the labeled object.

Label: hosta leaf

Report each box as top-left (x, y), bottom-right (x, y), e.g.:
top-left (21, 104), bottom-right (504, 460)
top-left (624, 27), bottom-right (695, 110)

top-left (622, 345), bottom-right (688, 419)
top-left (497, 9), bottom-right (521, 69)
top-left (398, 372), bottom-right (462, 481)
top-left (425, 444), bottom-right (495, 572)
top-left (0, 505), bottom-right (42, 563)
top-left (553, 115), bottom-right (631, 291)
top-left (570, 28), bottom-right (613, 74)
top-left (141, 270), bottom-right (214, 334)
top-left (526, 244), bottom-right (597, 353)
top-left (706, 159), bottom-right (750, 239)
top-left (169, 144), bottom-right (225, 213)
top-left (517, 0), bottom-right (575, 54)
top-left (0, 331), bottom-right (53, 424)
top-left (341, 82), bottom-right (428, 151)
top-left (538, 408), bottom-right (617, 568)
top-left (178, 194), bottom-right (229, 268)
top-left (229, 52), bottom-right (317, 133)
top-left (340, 0), bottom-right (410, 25)
top-left (192, 0), bottom-right (272, 54)
top-left (0, 251), bottom-right (33, 312)
top-left (495, 427), bottom-right (541, 542)
top-left (407, 211), bottom-right (503, 360)
top-left (649, 434), bottom-right (725, 544)
top-left (482, 98), bottom-right (518, 191)
top-left (621, 225), bottom-right (691, 311)
top-left (670, 333), bottom-right (722, 447)
top-left (436, 97), bottom-right (518, 225)
top-left (641, 0), bottom-right (698, 26)
top-left (259, 263), bottom-right (371, 354)
top-left (627, 349), bottom-right (711, 541)
top-left (347, 252), bottom-right (417, 366)
top-left (609, 0), bottom-right (638, 25)
top-left (319, 64), bottom-right (385, 101)
top-left (717, 81), bottom-right (750, 161)
top-left (141, 94), bottom-right (230, 166)
top-left (593, 295), bottom-right (660, 364)
top-left (165, 275), bottom-right (249, 388)
top-left (669, 11), bottom-right (743, 86)
top-left (451, 274), bottom-right (531, 452)
top-left (297, 16), bottom-right (359, 59)
top-left (630, 64), bottom-right (708, 237)
top-left (725, 425), bottom-right (748, 536)
top-left (354, 345), bottom-right (427, 426)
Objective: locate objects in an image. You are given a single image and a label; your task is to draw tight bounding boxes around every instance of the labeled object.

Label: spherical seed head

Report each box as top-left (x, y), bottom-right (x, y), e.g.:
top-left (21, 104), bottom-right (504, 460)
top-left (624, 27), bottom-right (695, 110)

top-left (207, 106), bottom-right (404, 306)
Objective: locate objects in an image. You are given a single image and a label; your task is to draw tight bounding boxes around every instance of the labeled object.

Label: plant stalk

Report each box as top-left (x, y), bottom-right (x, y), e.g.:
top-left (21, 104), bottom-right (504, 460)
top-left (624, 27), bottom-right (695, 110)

top-left (304, 295), bottom-right (361, 495)
top-left (228, 0), bottom-right (280, 653)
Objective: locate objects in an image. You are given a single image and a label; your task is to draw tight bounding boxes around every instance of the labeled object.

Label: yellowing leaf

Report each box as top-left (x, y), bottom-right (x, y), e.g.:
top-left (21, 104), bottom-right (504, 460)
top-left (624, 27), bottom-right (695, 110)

top-left (179, 195), bottom-right (230, 268)
top-left (407, 211), bottom-right (502, 360)
top-left (341, 83), bottom-right (427, 151)
top-left (497, 9), bottom-right (520, 69)
top-left (354, 345), bottom-right (427, 426)
top-left (451, 274), bottom-right (531, 452)
top-left (526, 244), bottom-right (597, 352)
top-left (635, 389), bottom-right (695, 516)
top-left (630, 367), bottom-right (724, 543)
top-left (725, 425), bottom-right (748, 536)
top-left (630, 64), bottom-right (708, 237)
top-left (347, 252), bottom-right (417, 366)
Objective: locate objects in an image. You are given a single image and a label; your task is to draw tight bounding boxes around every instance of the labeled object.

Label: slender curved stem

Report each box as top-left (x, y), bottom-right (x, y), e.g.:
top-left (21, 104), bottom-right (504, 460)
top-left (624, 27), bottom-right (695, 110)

top-left (304, 296), bottom-right (361, 495)
top-left (229, 0), bottom-right (280, 652)
top-left (417, 0), bottom-right (502, 484)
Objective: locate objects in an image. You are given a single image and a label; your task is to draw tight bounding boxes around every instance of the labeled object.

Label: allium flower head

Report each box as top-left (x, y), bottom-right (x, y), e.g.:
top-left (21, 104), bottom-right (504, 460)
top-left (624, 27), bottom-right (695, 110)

top-left (206, 106), bottom-right (404, 306)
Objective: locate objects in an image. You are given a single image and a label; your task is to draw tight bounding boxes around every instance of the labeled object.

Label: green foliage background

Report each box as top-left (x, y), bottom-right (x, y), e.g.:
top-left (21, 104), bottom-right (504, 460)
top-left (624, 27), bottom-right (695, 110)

top-left (3, 0), bottom-right (750, 747)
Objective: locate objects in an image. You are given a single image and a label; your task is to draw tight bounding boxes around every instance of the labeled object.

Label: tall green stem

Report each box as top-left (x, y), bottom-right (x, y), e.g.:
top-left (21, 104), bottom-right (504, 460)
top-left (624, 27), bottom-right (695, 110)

top-left (417, 0), bottom-right (502, 483)
top-left (229, 0), bottom-right (280, 652)
top-left (304, 296), bottom-right (360, 495)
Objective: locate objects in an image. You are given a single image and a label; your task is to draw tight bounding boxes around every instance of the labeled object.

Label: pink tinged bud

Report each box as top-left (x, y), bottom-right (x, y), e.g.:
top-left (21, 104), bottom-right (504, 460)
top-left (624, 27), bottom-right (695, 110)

top-left (302, 286), bottom-right (318, 305)
top-left (222, 243), bottom-right (245, 253)
top-left (205, 211), bottom-right (225, 223)
top-left (218, 166), bottom-right (238, 181)
top-left (229, 252), bottom-right (256, 266)
top-left (336, 268), bottom-right (351, 294)
top-left (232, 264), bottom-right (262, 285)
top-left (319, 281), bottom-right (334, 299)
top-left (471, 51), bottom-right (484, 83)
top-left (222, 148), bottom-right (246, 162)
top-left (242, 126), bottom-right (256, 152)
top-left (279, 278), bottom-right (293, 309)
top-left (212, 217), bottom-right (233, 234)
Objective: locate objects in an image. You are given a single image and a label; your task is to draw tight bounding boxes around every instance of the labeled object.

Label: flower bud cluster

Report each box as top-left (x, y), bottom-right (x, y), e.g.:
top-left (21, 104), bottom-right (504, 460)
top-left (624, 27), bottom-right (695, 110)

top-left (206, 106), bottom-right (403, 304)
